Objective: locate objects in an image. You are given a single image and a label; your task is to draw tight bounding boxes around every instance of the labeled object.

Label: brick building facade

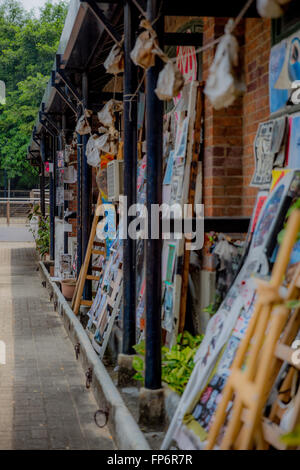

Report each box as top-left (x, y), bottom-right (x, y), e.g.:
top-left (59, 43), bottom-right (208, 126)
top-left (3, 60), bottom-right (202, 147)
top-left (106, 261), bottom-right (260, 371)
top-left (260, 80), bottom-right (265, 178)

top-left (202, 17), bottom-right (271, 218)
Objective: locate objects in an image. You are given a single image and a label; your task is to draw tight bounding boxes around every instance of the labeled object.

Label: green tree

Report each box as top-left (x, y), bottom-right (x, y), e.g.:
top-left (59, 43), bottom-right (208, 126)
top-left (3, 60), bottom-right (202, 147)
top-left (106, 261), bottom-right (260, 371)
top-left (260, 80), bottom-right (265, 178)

top-left (0, 0), bottom-right (68, 188)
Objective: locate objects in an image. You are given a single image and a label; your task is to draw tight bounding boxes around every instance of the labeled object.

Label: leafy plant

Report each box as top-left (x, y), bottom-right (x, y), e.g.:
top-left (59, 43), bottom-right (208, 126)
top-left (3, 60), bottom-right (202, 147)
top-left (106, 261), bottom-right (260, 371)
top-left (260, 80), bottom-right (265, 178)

top-left (203, 294), bottom-right (222, 317)
top-left (132, 331), bottom-right (204, 395)
top-left (27, 204), bottom-right (50, 257)
top-left (278, 198), bottom-right (300, 245)
top-left (0, 0), bottom-right (68, 187)
top-left (281, 425), bottom-right (300, 447)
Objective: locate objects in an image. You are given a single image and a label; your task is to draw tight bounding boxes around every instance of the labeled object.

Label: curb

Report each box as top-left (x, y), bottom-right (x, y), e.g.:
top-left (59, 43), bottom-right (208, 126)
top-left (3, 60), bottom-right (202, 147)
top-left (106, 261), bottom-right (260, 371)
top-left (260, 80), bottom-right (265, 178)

top-left (39, 261), bottom-right (151, 450)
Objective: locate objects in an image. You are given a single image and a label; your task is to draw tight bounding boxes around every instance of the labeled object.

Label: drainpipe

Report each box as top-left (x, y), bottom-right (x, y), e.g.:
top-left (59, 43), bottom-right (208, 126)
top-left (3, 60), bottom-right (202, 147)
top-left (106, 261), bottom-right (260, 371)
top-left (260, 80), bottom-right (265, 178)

top-left (145, 0), bottom-right (163, 390)
top-left (122, 0), bottom-right (138, 355)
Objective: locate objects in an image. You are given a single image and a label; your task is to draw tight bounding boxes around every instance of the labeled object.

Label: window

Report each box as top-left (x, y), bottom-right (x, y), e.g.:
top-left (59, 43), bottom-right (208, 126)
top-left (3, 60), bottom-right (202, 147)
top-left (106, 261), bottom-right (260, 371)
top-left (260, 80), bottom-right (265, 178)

top-left (272, 0), bottom-right (300, 45)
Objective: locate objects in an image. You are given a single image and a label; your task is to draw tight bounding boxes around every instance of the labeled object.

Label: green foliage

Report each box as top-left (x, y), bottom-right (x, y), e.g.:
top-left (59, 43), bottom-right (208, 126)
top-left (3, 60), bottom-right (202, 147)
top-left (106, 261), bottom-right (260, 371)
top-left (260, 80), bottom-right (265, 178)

top-left (281, 425), bottom-right (300, 446)
top-left (203, 294), bottom-right (222, 317)
top-left (286, 299), bottom-right (300, 309)
top-left (278, 198), bottom-right (300, 245)
top-left (0, 0), bottom-right (68, 187)
top-left (27, 204), bottom-right (50, 257)
top-left (132, 331), bottom-right (204, 395)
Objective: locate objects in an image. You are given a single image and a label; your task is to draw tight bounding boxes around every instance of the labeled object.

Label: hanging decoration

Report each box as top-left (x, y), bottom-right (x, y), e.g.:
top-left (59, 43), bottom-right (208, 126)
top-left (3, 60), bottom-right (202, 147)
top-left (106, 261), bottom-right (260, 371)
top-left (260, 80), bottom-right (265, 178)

top-left (104, 43), bottom-right (124, 74)
top-left (97, 99), bottom-right (123, 127)
top-left (257, 0), bottom-right (292, 18)
top-left (75, 109), bottom-right (92, 135)
top-left (96, 99), bottom-right (123, 156)
top-left (86, 134), bottom-right (102, 167)
top-left (204, 19), bottom-right (246, 110)
top-left (155, 61), bottom-right (185, 101)
top-left (130, 19), bottom-right (160, 69)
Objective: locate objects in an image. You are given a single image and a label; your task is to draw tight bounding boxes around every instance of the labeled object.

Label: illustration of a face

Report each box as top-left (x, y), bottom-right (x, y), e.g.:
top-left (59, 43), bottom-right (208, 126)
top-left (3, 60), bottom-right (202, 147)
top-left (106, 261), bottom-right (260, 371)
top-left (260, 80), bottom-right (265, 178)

top-left (289, 38), bottom-right (300, 82)
top-left (275, 36), bottom-right (300, 90)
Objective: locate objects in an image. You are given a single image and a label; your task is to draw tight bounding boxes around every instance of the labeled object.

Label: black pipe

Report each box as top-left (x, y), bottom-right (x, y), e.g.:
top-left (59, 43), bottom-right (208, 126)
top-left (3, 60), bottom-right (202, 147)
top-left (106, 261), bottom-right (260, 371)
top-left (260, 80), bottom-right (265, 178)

top-left (77, 133), bottom-right (82, 278)
top-left (50, 135), bottom-right (55, 261)
top-left (122, 0), bottom-right (138, 355)
top-left (145, 0), bottom-right (163, 390)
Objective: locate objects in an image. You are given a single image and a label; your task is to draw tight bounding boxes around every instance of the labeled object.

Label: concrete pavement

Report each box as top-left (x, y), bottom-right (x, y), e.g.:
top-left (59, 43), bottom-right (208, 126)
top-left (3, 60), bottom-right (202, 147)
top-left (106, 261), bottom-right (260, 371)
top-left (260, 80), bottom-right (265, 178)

top-left (0, 224), bottom-right (34, 242)
top-left (0, 242), bottom-right (114, 450)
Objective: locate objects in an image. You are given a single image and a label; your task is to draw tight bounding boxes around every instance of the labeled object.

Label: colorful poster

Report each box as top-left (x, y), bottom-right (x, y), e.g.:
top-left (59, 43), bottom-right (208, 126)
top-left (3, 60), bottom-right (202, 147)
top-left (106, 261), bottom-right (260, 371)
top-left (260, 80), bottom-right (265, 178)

top-left (269, 30), bottom-right (300, 114)
top-left (162, 170), bottom-right (300, 450)
top-left (250, 119), bottom-right (286, 188)
top-left (250, 191), bottom-right (268, 233)
top-left (288, 114), bottom-right (300, 168)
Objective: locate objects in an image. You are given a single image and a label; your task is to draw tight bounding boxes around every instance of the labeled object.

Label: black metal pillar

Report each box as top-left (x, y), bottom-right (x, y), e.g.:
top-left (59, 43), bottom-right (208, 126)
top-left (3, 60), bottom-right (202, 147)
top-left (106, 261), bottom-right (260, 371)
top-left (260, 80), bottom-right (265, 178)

top-left (39, 162), bottom-right (45, 218)
top-left (81, 72), bottom-right (92, 298)
top-left (40, 133), bottom-right (46, 218)
top-left (50, 135), bottom-right (55, 261)
top-left (76, 133), bottom-right (82, 278)
top-left (122, 0), bottom-right (138, 355)
top-left (145, 0), bottom-right (163, 390)
top-left (62, 114), bottom-right (68, 254)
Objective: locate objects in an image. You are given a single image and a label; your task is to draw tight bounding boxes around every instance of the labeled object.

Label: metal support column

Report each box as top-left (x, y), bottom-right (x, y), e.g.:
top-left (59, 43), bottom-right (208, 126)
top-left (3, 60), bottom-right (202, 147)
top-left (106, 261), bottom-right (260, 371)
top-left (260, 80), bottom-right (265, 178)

top-left (40, 133), bottom-right (46, 218)
top-left (50, 135), bottom-right (55, 261)
top-left (40, 162), bottom-right (45, 218)
top-left (62, 114), bottom-right (68, 254)
top-left (122, 0), bottom-right (138, 355)
top-left (145, 0), bottom-right (163, 390)
top-left (77, 133), bottom-right (82, 278)
top-left (82, 72), bottom-right (92, 298)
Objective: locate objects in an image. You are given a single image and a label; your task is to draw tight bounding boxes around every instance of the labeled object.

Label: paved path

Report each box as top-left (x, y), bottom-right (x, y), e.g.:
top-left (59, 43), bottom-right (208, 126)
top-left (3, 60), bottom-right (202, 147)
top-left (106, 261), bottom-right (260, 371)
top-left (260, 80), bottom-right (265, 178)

top-left (0, 242), bottom-right (114, 450)
top-left (0, 224), bottom-right (34, 242)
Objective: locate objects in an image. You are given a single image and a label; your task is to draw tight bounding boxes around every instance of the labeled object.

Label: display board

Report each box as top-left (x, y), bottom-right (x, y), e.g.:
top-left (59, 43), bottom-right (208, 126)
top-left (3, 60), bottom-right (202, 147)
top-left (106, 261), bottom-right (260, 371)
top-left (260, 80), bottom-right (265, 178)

top-left (162, 170), bottom-right (300, 450)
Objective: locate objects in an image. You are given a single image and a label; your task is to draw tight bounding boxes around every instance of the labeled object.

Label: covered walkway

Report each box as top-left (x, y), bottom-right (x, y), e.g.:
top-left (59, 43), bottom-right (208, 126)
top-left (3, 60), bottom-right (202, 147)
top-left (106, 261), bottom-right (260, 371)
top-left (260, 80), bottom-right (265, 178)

top-left (0, 242), bottom-right (114, 450)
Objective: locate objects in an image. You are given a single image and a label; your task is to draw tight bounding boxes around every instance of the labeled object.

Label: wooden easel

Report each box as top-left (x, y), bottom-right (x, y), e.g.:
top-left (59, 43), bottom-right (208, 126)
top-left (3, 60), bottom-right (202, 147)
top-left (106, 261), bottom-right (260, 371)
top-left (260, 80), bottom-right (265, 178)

top-left (72, 192), bottom-right (106, 315)
top-left (206, 210), bottom-right (300, 450)
top-left (262, 292), bottom-right (300, 449)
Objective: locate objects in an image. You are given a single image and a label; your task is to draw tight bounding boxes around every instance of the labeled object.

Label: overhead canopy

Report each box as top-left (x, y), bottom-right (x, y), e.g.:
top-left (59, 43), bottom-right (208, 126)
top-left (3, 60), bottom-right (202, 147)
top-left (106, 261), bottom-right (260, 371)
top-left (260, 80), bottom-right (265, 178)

top-left (27, 0), bottom-right (263, 160)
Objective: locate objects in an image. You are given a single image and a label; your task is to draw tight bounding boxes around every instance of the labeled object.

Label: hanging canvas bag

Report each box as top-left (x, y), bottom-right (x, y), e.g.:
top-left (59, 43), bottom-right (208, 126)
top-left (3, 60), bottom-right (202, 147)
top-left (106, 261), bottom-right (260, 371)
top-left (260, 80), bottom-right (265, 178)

top-left (104, 44), bottom-right (124, 74)
top-left (130, 20), bottom-right (159, 69)
top-left (257, 0), bottom-right (291, 18)
top-left (155, 61), bottom-right (185, 101)
top-left (204, 19), bottom-right (246, 110)
top-left (97, 99), bottom-right (123, 127)
top-left (86, 135), bottom-right (101, 167)
top-left (75, 109), bottom-right (92, 135)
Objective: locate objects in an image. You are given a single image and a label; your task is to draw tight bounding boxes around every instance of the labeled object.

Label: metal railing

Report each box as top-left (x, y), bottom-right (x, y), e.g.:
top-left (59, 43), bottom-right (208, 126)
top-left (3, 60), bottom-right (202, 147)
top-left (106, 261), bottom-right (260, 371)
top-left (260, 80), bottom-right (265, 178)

top-left (0, 198), bottom-right (50, 225)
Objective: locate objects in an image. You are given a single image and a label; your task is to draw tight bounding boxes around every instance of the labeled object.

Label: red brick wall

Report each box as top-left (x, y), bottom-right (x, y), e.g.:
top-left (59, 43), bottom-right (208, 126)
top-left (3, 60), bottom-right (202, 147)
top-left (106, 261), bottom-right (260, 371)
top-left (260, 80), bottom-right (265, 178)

top-left (242, 18), bottom-right (271, 217)
top-left (202, 17), bottom-right (271, 218)
top-left (203, 18), bottom-right (245, 217)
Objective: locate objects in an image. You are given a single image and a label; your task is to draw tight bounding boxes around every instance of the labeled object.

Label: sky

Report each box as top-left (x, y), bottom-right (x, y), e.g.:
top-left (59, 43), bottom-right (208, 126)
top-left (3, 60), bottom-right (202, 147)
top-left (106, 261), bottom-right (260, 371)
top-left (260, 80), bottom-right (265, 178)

top-left (19, 0), bottom-right (60, 12)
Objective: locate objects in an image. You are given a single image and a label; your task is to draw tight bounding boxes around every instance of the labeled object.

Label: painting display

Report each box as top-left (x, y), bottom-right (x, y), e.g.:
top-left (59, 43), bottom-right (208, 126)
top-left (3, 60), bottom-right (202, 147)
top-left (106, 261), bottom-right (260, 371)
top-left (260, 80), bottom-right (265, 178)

top-left (287, 114), bottom-right (300, 168)
top-left (162, 170), bottom-right (300, 450)
top-left (269, 29), bottom-right (300, 114)
top-left (250, 117), bottom-right (287, 188)
top-left (86, 233), bottom-right (123, 358)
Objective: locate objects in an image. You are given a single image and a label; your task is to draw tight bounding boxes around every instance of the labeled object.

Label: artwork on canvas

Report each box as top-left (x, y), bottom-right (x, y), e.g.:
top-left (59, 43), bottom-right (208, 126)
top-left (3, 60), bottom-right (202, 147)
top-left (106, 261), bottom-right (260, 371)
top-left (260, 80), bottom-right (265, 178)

top-left (287, 114), bottom-right (300, 168)
top-left (269, 30), bottom-right (300, 114)
top-left (162, 170), bottom-right (300, 451)
top-left (250, 118), bottom-right (286, 189)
